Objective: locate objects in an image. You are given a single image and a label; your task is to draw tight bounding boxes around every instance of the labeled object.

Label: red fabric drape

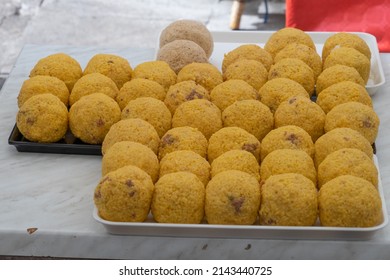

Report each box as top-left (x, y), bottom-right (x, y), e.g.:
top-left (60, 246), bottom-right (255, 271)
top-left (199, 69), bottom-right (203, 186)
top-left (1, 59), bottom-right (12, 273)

top-left (285, 0), bottom-right (390, 52)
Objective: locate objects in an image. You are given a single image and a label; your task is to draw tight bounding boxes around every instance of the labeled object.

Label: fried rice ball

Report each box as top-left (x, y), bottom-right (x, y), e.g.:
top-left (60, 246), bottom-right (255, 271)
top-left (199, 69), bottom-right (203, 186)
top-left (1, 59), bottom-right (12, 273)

top-left (176, 62), bottom-right (223, 92)
top-left (260, 125), bottom-right (314, 161)
top-left (83, 54), bottom-right (132, 89)
top-left (157, 39), bottom-right (208, 73)
top-left (94, 165), bottom-right (154, 222)
top-left (258, 78), bottom-right (309, 113)
top-left (322, 32), bottom-right (371, 62)
top-left (315, 64), bottom-right (365, 94)
top-left (210, 79), bottom-right (259, 111)
top-left (132, 61), bottom-right (177, 91)
top-left (274, 43), bottom-right (322, 81)
top-left (325, 102), bottom-right (379, 144)
top-left (208, 127), bottom-right (261, 163)
top-left (318, 175), bottom-right (382, 227)
top-left (69, 73), bottom-right (119, 106)
top-left (121, 97), bottom-right (171, 138)
top-left (152, 171), bottom-right (205, 224)
top-left (159, 150), bottom-right (210, 186)
top-left (211, 150), bottom-right (260, 181)
top-left (102, 141), bottom-right (160, 183)
top-left (172, 99), bottom-right (222, 140)
top-left (16, 94), bottom-right (68, 143)
top-left (260, 149), bottom-right (316, 186)
top-left (116, 78), bottom-right (166, 110)
top-left (223, 59), bottom-right (268, 90)
top-left (274, 96), bottom-right (326, 142)
top-left (158, 126), bottom-right (208, 160)
top-left (159, 19), bottom-right (214, 58)
top-left (317, 148), bottom-right (378, 189)
top-left (259, 173), bottom-right (318, 226)
top-left (18, 75), bottom-right (69, 107)
top-left (222, 44), bottom-right (273, 72)
top-left (222, 99), bottom-right (274, 141)
top-left (268, 58), bottom-right (315, 95)
top-left (29, 53), bottom-right (82, 92)
top-left (69, 93), bottom-right (121, 144)
top-left (264, 27), bottom-right (316, 58)
top-left (101, 118), bottom-right (160, 155)
top-left (205, 170), bottom-right (260, 225)
top-left (316, 81), bottom-right (372, 114)
top-left (164, 80), bottom-right (210, 115)
top-left (314, 127), bottom-right (373, 167)
top-left (323, 47), bottom-right (371, 83)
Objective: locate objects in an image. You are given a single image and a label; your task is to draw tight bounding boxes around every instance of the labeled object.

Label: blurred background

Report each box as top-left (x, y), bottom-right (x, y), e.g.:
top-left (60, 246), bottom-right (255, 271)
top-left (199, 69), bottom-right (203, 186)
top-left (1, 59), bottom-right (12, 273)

top-left (0, 0), bottom-right (286, 89)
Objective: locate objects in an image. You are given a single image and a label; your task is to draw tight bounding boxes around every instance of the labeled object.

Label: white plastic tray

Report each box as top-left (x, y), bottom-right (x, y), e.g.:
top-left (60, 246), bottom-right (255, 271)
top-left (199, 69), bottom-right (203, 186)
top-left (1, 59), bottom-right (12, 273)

top-left (94, 156), bottom-right (388, 240)
top-left (207, 31), bottom-right (385, 96)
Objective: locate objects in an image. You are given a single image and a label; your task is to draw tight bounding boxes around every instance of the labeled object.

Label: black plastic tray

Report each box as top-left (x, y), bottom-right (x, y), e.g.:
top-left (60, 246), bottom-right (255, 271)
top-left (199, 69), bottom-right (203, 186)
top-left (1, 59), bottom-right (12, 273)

top-left (8, 124), bottom-right (102, 155)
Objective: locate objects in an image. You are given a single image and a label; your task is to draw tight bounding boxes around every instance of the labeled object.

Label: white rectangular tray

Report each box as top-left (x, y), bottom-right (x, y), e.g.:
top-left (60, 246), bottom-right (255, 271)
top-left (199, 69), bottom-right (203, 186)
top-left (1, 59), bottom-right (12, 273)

top-left (94, 156), bottom-right (388, 241)
top-left (208, 31), bottom-right (385, 96)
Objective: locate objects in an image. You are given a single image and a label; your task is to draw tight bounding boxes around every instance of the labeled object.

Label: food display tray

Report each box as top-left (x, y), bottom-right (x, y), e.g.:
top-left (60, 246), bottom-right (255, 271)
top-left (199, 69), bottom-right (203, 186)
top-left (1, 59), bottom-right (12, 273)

top-left (94, 156), bottom-right (388, 241)
top-left (209, 31), bottom-right (385, 96)
top-left (10, 31), bottom-right (385, 155)
top-left (8, 124), bottom-right (101, 155)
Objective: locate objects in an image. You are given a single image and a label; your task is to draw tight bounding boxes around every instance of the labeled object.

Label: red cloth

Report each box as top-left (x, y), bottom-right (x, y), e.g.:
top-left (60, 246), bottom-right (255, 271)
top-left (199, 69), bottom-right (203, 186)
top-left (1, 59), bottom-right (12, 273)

top-left (285, 0), bottom-right (390, 52)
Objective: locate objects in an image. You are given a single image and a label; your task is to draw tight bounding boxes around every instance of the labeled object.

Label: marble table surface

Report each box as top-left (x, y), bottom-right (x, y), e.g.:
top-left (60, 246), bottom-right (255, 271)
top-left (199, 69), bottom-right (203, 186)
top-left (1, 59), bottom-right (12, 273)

top-left (0, 44), bottom-right (390, 260)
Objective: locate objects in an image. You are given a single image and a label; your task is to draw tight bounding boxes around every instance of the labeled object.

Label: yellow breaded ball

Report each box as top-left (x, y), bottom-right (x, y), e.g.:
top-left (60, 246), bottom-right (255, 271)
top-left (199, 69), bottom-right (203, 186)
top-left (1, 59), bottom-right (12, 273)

top-left (316, 81), bottom-right (372, 114)
top-left (69, 73), bottom-right (119, 106)
top-left (314, 127), bottom-right (373, 167)
top-left (323, 47), bottom-right (370, 83)
top-left (158, 126), bottom-right (208, 160)
top-left (315, 65), bottom-right (365, 94)
top-left (101, 141), bottom-right (160, 183)
top-left (260, 149), bottom-right (316, 186)
top-left (116, 78), bottom-right (166, 110)
top-left (318, 148), bottom-right (378, 189)
top-left (83, 54), bottom-right (132, 89)
top-left (274, 43), bottom-right (322, 81)
top-left (16, 94), bottom-right (68, 143)
top-left (94, 165), bottom-right (154, 222)
top-left (152, 171), bottom-right (205, 224)
top-left (322, 32), bottom-right (371, 62)
top-left (176, 62), bottom-right (223, 92)
top-left (164, 80), bottom-right (210, 115)
top-left (211, 150), bottom-right (260, 181)
top-left (318, 175), bottom-right (382, 227)
top-left (205, 170), bottom-right (260, 225)
top-left (208, 127), bottom-right (261, 163)
top-left (18, 75), bottom-right (69, 107)
top-left (264, 27), bottom-right (316, 58)
top-left (172, 99), bottom-right (222, 140)
top-left (260, 125), bottom-right (314, 161)
top-left (102, 118), bottom-right (160, 155)
top-left (222, 99), bottom-right (274, 141)
top-left (121, 97), bottom-right (171, 138)
top-left (258, 78), bottom-right (309, 113)
top-left (268, 58), bottom-right (315, 95)
top-left (259, 173), bottom-right (318, 226)
top-left (210, 79), bottom-right (259, 111)
top-left (133, 61), bottom-right (177, 91)
top-left (69, 93), bottom-right (121, 144)
top-left (222, 44), bottom-right (273, 72)
top-left (324, 101), bottom-right (379, 144)
top-left (159, 150), bottom-right (210, 186)
top-left (30, 53), bottom-right (82, 92)
top-left (274, 96), bottom-right (326, 142)
top-left (223, 59), bottom-right (268, 90)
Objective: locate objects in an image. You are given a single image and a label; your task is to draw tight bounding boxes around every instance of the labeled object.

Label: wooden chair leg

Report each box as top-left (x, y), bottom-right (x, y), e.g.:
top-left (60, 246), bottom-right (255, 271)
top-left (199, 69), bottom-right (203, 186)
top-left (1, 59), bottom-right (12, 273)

top-left (230, 0), bottom-right (245, 30)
